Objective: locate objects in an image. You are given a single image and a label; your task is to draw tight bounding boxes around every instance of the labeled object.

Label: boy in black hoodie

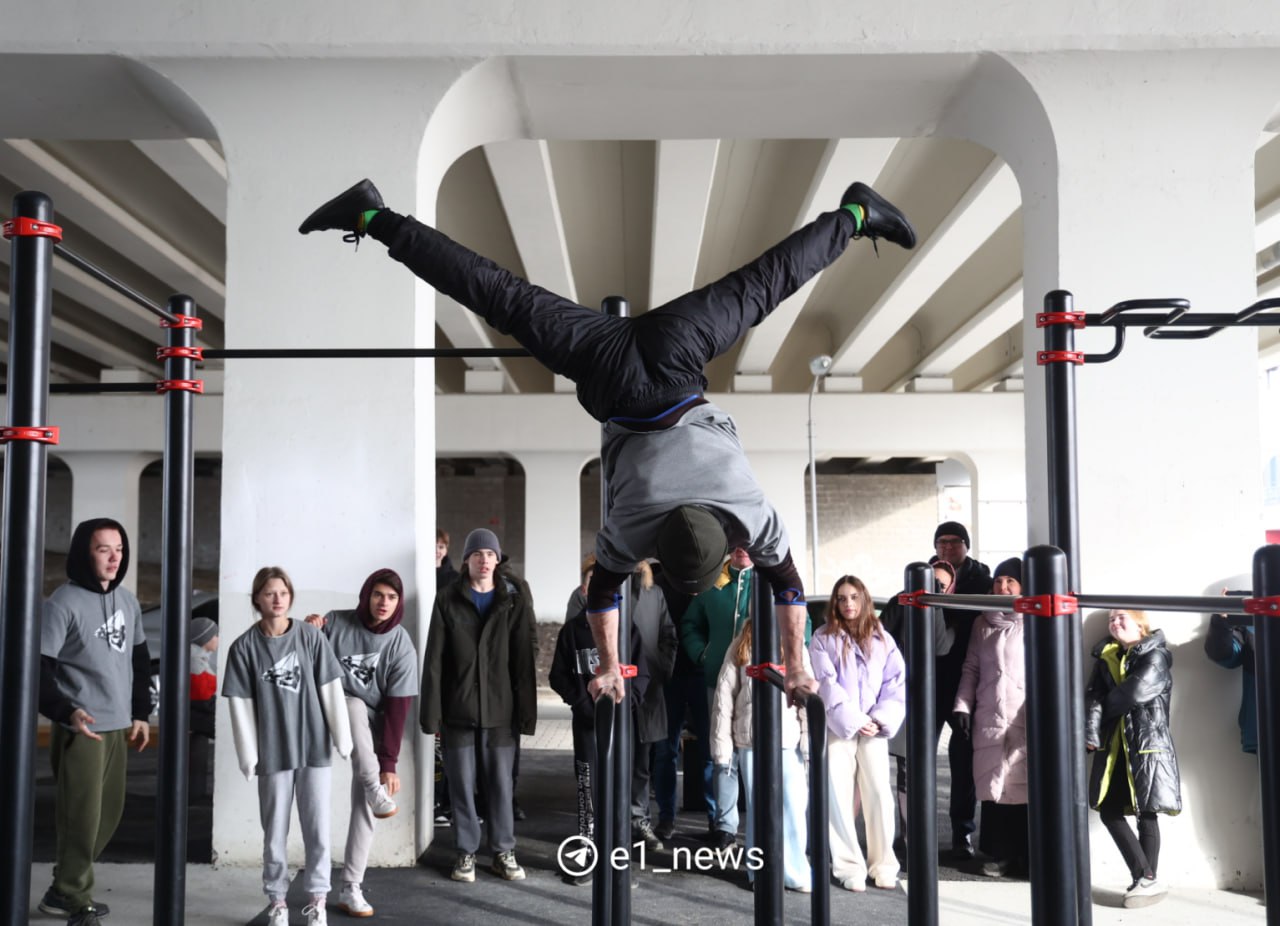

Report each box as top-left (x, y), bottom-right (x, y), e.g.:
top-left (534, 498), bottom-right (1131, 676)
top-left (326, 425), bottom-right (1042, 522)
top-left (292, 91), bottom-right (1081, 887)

top-left (38, 518), bottom-right (151, 926)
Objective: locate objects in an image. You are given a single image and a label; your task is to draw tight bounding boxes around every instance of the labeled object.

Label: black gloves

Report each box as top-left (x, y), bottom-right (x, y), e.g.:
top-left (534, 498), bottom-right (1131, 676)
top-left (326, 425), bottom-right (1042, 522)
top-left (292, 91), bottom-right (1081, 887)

top-left (951, 711), bottom-right (971, 738)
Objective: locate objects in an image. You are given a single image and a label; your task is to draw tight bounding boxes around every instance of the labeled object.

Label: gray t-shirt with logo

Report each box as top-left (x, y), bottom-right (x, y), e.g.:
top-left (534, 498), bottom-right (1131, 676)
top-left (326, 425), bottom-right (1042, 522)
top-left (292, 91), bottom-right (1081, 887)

top-left (41, 582), bottom-right (145, 732)
top-left (322, 609), bottom-right (419, 710)
top-left (222, 619), bottom-right (343, 775)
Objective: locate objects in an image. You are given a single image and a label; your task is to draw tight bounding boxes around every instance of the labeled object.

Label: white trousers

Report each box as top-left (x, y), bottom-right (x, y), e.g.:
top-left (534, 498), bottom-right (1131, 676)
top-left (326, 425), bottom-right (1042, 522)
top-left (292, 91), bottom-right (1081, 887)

top-left (343, 697), bottom-right (383, 885)
top-left (258, 765), bottom-right (332, 901)
top-left (827, 733), bottom-right (897, 886)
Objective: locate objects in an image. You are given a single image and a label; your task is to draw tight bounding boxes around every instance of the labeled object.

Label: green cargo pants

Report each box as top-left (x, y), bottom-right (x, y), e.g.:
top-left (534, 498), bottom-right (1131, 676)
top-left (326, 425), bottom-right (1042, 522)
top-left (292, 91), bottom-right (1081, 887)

top-left (49, 725), bottom-right (128, 910)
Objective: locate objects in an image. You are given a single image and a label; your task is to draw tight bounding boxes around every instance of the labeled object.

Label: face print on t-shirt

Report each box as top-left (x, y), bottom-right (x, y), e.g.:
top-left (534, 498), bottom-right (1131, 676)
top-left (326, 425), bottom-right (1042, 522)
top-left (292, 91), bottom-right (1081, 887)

top-left (262, 650), bottom-right (302, 693)
top-left (340, 651), bottom-right (380, 689)
top-left (94, 609), bottom-right (128, 653)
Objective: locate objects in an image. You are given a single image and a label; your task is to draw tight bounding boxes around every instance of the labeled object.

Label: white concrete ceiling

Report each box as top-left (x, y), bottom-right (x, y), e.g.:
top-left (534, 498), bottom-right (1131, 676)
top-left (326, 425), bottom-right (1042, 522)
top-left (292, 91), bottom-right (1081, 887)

top-left (4, 131), bottom-right (1280, 389)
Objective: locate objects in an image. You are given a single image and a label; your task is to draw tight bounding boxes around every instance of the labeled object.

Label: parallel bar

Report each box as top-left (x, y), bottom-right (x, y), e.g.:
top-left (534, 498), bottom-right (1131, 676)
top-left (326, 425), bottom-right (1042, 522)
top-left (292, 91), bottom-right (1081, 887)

top-left (911, 592), bottom-right (1250, 615)
top-left (1083, 311), bottom-right (1280, 327)
top-left (1043, 290), bottom-right (1092, 926)
top-left (0, 191), bottom-right (56, 926)
top-left (52, 242), bottom-right (180, 324)
top-left (153, 296), bottom-right (196, 926)
top-left (750, 577), bottom-right (783, 926)
top-left (204, 347), bottom-right (529, 360)
top-left (1254, 544), bottom-right (1280, 926)
top-left (0, 382), bottom-right (160, 395)
top-left (1023, 546), bottom-right (1078, 926)
top-left (904, 562), bottom-right (938, 926)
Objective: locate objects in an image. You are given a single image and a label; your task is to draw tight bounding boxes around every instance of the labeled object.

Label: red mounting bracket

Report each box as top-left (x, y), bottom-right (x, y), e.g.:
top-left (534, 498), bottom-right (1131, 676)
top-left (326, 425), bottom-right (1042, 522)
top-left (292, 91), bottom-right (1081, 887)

top-left (1037, 350), bottom-right (1085, 366)
top-left (617, 664), bottom-right (638, 679)
top-left (160, 315), bottom-right (203, 330)
top-left (2, 217), bottom-right (63, 242)
top-left (1243, 596), bottom-right (1280, 616)
top-left (745, 662), bottom-right (786, 680)
top-left (156, 379), bottom-right (204, 395)
top-left (156, 346), bottom-right (205, 361)
top-left (1014, 594), bottom-right (1079, 616)
top-left (897, 590), bottom-right (930, 609)
top-left (1036, 311), bottom-right (1086, 329)
top-left (0, 425), bottom-right (59, 445)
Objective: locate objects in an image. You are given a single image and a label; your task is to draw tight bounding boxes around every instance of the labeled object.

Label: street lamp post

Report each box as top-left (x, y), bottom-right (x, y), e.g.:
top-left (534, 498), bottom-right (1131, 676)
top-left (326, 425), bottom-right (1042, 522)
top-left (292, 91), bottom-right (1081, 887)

top-left (807, 355), bottom-right (833, 594)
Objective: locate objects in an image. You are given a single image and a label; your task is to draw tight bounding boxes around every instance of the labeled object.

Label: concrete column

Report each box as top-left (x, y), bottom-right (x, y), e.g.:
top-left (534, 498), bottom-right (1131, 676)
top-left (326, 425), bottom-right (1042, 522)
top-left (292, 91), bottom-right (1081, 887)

top-left (512, 451), bottom-right (590, 622)
top-left (946, 50), bottom-right (1280, 889)
top-left (965, 449), bottom-right (1028, 568)
top-left (61, 451), bottom-right (158, 597)
top-left (746, 450), bottom-right (811, 590)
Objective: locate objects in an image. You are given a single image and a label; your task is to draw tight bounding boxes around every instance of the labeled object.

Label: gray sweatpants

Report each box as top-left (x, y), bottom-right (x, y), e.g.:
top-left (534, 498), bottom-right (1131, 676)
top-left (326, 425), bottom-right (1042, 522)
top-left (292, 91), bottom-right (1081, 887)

top-left (442, 726), bottom-right (516, 855)
top-left (343, 697), bottom-right (382, 885)
top-left (258, 766), bottom-right (332, 901)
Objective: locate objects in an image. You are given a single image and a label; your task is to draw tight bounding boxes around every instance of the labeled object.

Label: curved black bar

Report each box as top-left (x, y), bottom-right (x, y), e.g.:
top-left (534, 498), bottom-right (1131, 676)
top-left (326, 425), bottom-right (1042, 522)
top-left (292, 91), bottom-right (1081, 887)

top-left (1252, 544), bottom-right (1280, 926)
top-left (592, 699), bottom-right (615, 926)
top-left (154, 296), bottom-right (196, 926)
top-left (1098, 297), bottom-right (1190, 324)
top-left (1083, 325), bottom-right (1125, 364)
top-left (0, 190), bottom-right (56, 926)
top-left (750, 578), bottom-right (783, 926)
top-left (904, 562), bottom-right (938, 926)
top-left (1023, 546), bottom-right (1079, 926)
top-left (52, 242), bottom-right (180, 324)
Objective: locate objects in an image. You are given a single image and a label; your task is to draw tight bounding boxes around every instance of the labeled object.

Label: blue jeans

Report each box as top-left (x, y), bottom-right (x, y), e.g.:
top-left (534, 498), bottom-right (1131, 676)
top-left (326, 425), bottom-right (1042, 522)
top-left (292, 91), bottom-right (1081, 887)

top-left (711, 751), bottom-right (742, 835)
top-left (740, 745), bottom-right (812, 890)
top-left (653, 669), bottom-right (714, 823)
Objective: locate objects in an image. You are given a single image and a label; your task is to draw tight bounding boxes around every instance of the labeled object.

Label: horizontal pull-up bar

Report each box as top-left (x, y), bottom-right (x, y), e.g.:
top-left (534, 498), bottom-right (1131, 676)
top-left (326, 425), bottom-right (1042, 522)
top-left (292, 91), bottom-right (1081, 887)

top-left (203, 347), bottom-right (530, 360)
top-left (53, 243), bottom-right (181, 325)
top-left (912, 591), bottom-right (1253, 615)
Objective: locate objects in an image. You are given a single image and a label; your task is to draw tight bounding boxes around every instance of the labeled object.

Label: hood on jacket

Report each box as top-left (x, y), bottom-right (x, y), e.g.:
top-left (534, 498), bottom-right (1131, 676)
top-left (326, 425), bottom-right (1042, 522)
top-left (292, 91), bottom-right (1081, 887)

top-left (356, 567), bottom-right (405, 634)
top-left (66, 517), bottom-right (130, 593)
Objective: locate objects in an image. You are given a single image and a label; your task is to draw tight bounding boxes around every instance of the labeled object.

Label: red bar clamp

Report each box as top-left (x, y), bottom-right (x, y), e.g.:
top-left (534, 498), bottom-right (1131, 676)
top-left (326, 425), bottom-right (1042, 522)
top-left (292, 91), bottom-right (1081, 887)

top-left (156, 346), bottom-right (205, 361)
top-left (898, 590), bottom-right (930, 609)
top-left (1036, 311), bottom-right (1086, 329)
top-left (160, 314), bottom-right (203, 330)
top-left (1013, 594), bottom-right (1079, 616)
top-left (1243, 596), bottom-right (1280, 616)
top-left (745, 662), bottom-right (786, 680)
top-left (156, 379), bottom-right (204, 395)
top-left (0, 425), bottom-right (59, 445)
top-left (1037, 350), bottom-right (1085, 366)
top-left (2, 217), bottom-right (63, 242)
top-left (618, 664), bottom-right (638, 679)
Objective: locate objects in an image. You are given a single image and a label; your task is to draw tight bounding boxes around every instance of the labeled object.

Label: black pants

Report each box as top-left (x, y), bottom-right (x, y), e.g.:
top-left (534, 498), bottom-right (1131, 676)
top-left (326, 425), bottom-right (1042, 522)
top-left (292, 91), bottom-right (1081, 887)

top-left (370, 209), bottom-right (858, 421)
top-left (978, 801), bottom-right (1028, 864)
top-left (934, 712), bottom-right (977, 840)
top-left (1097, 775), bottom-right (1160, 881)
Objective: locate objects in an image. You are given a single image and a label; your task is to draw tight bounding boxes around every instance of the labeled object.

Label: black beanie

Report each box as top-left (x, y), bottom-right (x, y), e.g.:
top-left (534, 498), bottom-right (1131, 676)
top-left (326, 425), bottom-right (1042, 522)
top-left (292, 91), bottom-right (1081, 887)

top-left (994, 557), bottom-right (1022, 585)
top-left (934, 521), bottom-right (970, 548)
top-left (655, 505), bottom-right (728, 596)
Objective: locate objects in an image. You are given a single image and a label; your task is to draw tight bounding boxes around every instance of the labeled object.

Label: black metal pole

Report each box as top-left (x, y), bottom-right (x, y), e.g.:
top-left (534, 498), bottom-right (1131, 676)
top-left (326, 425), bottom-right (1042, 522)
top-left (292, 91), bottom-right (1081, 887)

top-left (805, 694), bottom-right (830, 926)
top-left (750, 576), bottom-right (783, 925)
top-left (1042, 290), bottom-right (1092, 925)
top-left (153, 297), bottom-right (198, 926)
top-left (904, 562), bottom-right (938, 926)
top-left (1023, 545), bottom-right (1077, 926)
top-left (0, 191), bottom-right (56, 926)
top-left (593, 699), bottom-right (616, 926)
top-left (1253, 543), bottom-right (1280, 926)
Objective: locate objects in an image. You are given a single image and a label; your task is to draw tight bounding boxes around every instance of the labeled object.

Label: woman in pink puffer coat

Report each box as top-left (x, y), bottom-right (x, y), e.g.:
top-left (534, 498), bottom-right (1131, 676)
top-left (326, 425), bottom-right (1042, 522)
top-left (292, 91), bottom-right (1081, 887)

top-left (951, 558), bottom-right (1028, 878)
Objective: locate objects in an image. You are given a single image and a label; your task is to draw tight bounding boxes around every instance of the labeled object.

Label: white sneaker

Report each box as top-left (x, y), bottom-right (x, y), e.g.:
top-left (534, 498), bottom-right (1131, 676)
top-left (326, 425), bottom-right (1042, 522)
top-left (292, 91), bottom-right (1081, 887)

top-left (368, 784), bottom-right (398, 819)
top-left (302, 899), bottom-right (329, 925)
top-left (267, 904), bottom-right (289, 926)
top-left (337, 883), bottom-right (373, 917)
top-left (1123, 877), bottom-right (1168, 908)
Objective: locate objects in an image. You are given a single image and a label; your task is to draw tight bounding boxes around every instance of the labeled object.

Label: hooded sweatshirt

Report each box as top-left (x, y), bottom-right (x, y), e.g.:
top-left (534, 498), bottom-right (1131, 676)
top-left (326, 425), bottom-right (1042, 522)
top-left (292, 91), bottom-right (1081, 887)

top-left (40, 517), bottom-right (150, 730)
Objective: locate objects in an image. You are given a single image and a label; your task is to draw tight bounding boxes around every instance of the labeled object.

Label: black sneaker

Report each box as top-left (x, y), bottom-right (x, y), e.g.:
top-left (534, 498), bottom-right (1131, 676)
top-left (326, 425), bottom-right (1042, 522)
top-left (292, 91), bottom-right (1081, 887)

top-left (40, 889), bottom-right (109, 918)
top-left (68, 906), bottom-right (106, 926)
top-left (633, 816), bottom-right (664, 852)
top-left (512, 799), bottom-right (527, 822)
top-left (298, 179), bottom-right (385, 238)
top-left (654, 817), bottom-right (675, 842)
top-left (840, 182), bottom-right (917, 250)
top-left (711, 829), bottom-right (736, 851)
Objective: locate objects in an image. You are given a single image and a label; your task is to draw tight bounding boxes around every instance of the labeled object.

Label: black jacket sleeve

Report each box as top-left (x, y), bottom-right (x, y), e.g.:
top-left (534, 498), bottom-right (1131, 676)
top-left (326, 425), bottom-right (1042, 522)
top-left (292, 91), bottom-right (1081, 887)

top-left (1101, 648), bottom-right (1169, 723)
top-left (131, 641), bottom-right (153, 722)
top-left (38, 655), bottom-right (75, 724)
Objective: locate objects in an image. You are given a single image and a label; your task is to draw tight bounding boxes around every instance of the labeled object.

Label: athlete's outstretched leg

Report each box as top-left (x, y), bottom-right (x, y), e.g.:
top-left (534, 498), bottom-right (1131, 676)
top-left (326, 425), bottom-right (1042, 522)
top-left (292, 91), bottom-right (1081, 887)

top-left (644, 182), bottom-right (915, 368)
top-left (299, 179), bottom-right (619, 386)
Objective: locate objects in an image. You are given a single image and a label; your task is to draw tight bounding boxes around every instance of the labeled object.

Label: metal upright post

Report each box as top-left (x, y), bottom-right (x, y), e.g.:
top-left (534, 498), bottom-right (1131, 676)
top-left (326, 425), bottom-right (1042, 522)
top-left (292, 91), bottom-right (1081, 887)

top-left (0, 192), bottom-right (58, 926)
top-left (1251, 543), bottom-right (1280, 926)
top-left (903, 562), bottom-right (938, 926)
top-left (153, 297), bottom-right (200, 926)
top-left (751, 578), bottom-right (783, 926)
top-left (601, 295), bottom-right (633, 923)
top-left (593, 699), bottom-right (616, 926)
top-left (1040, 290), bottom-right (1092, 925)
top-left (1022, 545), bottom-right (1078, 926)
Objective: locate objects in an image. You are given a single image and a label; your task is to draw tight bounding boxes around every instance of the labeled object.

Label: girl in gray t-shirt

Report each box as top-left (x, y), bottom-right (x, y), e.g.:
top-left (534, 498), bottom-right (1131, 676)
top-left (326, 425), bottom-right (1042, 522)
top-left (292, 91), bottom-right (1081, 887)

top-left (223, 566), bottom-right (352, 926)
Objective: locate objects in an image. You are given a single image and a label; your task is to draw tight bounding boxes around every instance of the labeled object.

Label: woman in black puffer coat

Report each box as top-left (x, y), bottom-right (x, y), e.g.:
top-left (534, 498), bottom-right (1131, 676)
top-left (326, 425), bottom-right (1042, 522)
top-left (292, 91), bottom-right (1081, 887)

top-left (1085, 609), bottom-right (1180, 909)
